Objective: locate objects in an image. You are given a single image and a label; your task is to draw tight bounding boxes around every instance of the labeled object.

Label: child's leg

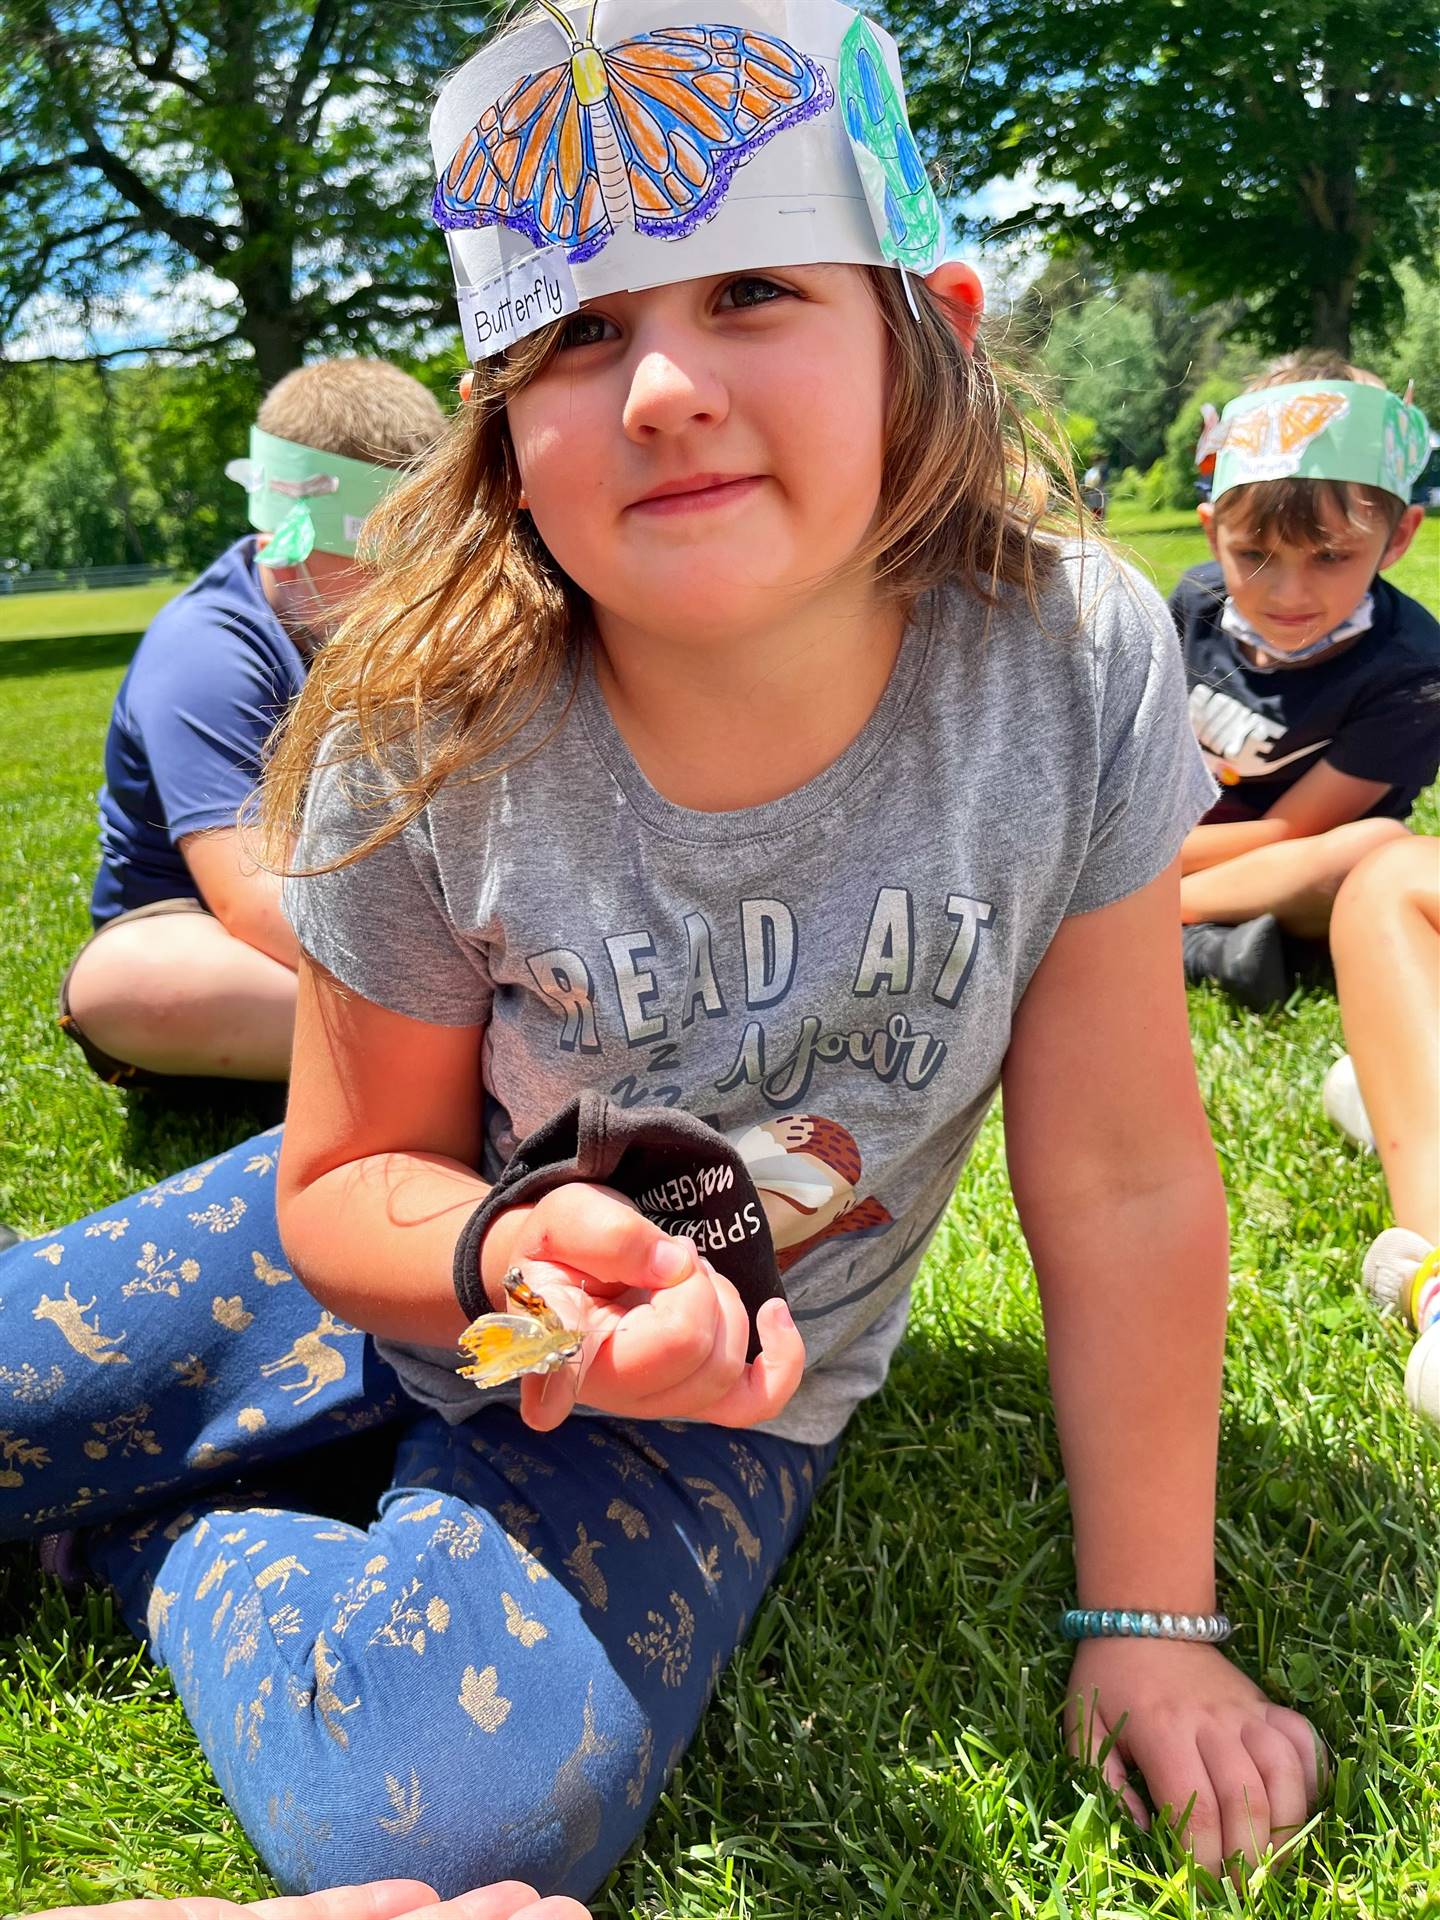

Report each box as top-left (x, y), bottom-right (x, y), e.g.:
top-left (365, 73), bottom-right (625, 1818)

top-left (0, 1129), bottom-right (400, 1538)
top-left (88, 1407), bottom-right (837, 1902)
top-left (64, 910), bottom-right (296, 1082)
top-left (1332, 834), bottom-right (1440, 1244)
top-left (1179, 818), bottom-right (1409, 936)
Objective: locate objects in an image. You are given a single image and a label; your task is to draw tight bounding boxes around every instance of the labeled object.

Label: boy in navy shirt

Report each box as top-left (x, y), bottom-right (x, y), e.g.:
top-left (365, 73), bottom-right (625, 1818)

top-left (1172, 356), bottom-right (1438, 1008)
top-left (59, 358), bottom-right (446, 1091)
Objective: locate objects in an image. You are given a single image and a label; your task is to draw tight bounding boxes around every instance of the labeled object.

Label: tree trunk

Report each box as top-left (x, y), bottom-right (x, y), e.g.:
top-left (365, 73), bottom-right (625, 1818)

top-left (1309, 281), bottom-right (1354, 358)
top-left (241, 307), bottom-right (308, 390)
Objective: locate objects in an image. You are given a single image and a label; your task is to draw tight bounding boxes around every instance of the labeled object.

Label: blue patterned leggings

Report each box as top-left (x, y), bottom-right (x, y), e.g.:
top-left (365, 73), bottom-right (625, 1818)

top-left (0, 1127), bottom-right (836, 1900)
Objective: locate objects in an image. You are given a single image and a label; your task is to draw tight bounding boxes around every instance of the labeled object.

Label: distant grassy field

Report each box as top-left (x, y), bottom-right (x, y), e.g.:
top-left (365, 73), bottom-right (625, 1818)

top-left (1, 537), bottom-right (1438, 1917)
top-left (0, 583), bottom-right (178, 644)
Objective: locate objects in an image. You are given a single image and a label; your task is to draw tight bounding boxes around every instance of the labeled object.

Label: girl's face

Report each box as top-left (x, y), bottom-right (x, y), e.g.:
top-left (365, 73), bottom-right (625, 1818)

top-left (505, 264), bottom-right (891, 639)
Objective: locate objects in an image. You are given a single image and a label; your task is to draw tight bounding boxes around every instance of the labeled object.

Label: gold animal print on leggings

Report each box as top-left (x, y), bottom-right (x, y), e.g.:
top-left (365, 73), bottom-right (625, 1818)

top-left (259, 1311), bottom-right (358, 1403)
top-left (458, 1662), bottom-right (512, 1733)
top-left (503, 1685), bottom-right (618, 1874)
top-left (564, 1521), bottom-right (609, 1610)
top-left (32, 1283), bottom-right (129, 1364)
top-left (682, 1476), bottom-right (761, 1565)
top-left (501, 1589), bottom-right (547, 1646)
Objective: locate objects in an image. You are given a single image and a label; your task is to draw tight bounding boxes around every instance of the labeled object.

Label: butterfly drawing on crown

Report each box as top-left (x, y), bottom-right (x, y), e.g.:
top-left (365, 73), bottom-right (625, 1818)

top-left (432, 0), bottom-right (831, 263)
top-left (1216, 390), bottom-right (1351, 483)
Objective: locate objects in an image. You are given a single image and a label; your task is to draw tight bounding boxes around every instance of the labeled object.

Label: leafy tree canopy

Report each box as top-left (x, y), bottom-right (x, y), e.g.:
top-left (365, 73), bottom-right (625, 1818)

top-left (1, 0), bottom-right (495, 383)
top-left (893, 0), bottom-right (1440, 354)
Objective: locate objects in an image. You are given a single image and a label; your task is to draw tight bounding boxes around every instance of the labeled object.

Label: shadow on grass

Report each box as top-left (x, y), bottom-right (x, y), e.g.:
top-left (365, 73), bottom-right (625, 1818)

top-left (116, 1082), bottom-right (286, 1188)
top-left (0, 631), bottom-right (143, 681)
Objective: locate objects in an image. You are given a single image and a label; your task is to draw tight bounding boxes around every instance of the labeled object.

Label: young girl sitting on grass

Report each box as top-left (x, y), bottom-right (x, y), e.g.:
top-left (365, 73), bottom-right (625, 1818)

top-left (0, 0), bottom-right (1322, 1897)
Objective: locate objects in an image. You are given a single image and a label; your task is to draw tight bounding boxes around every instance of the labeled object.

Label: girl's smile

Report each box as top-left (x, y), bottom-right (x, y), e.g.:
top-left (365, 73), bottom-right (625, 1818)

top-left (625, 471), bottom-right (766, 515)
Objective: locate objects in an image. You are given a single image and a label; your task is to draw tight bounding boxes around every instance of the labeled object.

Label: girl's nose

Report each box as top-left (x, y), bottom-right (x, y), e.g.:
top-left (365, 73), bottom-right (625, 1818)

top-left (622, 345), bottom-right (729, 440)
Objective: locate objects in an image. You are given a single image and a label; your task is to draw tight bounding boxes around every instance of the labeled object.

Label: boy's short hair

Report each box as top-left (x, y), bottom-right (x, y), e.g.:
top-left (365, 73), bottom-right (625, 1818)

top-left (1213, 351), bottom-right (1408, 545)
top-left (1213, 353), bottom-right (1413, 545)
top-left (257, 358), bottom-right (447, 470)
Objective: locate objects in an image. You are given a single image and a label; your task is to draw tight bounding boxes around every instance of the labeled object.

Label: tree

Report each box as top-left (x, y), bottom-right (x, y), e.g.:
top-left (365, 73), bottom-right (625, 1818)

top-left (1040, 296), bottom-right (1169, 470)
top-left (0, 0), bottom-right (494, 384)
top-left (1355, 255), bottom-right (1440, 419)
top-left (894, 0), bottom-right (1440, 356)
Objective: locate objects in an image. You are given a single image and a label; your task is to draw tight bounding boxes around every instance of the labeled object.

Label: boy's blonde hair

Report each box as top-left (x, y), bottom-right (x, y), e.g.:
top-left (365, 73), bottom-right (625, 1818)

top-left (257, 358), bottom-right (447, 469)
top-left (261, 271), bottom-right (1077, 872)
top-left (1214, 352), bottom-right (1408, 544)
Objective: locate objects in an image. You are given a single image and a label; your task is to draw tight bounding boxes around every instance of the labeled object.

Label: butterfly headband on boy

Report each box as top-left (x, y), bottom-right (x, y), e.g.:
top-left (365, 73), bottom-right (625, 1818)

top-left (1196, 381), bottom-right (1432, 504)
top-left (225, 428), bottom-right (402, 567)
top-left (429, 0), bottom-right (946, 360)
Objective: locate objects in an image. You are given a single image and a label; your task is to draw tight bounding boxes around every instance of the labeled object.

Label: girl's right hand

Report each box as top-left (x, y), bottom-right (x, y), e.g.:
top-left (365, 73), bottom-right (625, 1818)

top-left (479, 1185), bottom-right (806, 1434)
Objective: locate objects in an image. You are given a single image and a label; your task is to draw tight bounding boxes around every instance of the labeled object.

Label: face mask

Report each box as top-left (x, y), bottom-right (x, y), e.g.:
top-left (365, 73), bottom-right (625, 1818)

top-left (1221, 591), bottom-right (1374, 669)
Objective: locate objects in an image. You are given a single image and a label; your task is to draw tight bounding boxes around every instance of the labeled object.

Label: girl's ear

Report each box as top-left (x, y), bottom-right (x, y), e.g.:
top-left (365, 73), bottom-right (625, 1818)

top-left (923, 261), bottom-right (984, 353)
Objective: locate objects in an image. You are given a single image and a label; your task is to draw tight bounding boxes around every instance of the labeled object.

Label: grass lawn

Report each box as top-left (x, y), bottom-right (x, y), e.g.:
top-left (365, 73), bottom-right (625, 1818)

top-left (2, 525), bottom-right (1439, 1917)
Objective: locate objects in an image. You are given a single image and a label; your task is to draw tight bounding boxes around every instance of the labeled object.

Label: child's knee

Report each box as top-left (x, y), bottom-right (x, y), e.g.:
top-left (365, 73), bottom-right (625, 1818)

top-left (244, 1702), bottom-right (647, 1902)
top-left (1333, 827), bottom-right (1431, 933)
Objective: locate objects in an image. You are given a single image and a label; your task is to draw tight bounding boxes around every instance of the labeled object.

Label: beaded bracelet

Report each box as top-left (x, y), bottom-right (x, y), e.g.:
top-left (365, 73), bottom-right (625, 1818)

top-left (1059, 1608), bottom-right (1232, 1644)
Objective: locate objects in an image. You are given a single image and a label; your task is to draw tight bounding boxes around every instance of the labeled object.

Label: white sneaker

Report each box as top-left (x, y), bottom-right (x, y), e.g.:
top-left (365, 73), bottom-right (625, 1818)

top-left (1323, 1054), bottom-right (1375, 1150)
top-left (1362, 1227), bottom-right (1434, 1317)
top-left (1405, 1323), bottom-right (1440, 1423)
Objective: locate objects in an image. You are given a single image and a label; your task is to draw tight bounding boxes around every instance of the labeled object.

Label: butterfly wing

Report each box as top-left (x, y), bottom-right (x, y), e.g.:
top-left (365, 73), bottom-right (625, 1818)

top-left (604, 27), bottom-right (828, 239)
top-left (457, 1311), bottom-right (582, 1389)
top-left (1222, 407), bottom-right (1271, 460)
top-left (433, 58), bottom-right (611, 254)
top-left (1276, 391), bottom-right (1348, 455)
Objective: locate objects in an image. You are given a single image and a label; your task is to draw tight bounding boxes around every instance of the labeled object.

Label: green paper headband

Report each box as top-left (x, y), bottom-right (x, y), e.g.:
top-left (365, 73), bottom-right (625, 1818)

top-left (224, 426), bottom-right (403, 564)
top-left (1210, 380), bottom-right (1431, 503)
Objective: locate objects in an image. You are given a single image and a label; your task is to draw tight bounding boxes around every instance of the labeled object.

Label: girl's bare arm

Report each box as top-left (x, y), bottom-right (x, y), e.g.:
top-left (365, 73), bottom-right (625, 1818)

top-left (1001, 859), bottom-right (1320, 1871)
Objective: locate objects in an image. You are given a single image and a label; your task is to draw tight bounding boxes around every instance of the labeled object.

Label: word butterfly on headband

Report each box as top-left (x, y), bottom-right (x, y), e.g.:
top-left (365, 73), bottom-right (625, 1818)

top-left (433, 0), bottom-right (829, 262)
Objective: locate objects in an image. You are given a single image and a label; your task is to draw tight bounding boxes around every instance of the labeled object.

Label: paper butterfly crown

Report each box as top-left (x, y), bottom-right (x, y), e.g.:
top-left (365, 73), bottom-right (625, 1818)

top-left (429, 0), bottom-right (946, 360)
top-left (225, 427), bottom-right (404, 566)
top-left (1196, 381), bottom-right (1432, 505)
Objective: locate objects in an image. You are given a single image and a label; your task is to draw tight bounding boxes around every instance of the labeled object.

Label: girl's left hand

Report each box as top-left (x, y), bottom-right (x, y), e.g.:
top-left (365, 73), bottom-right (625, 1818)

top-left (1064, 1639), bottom-right (1326, 1877)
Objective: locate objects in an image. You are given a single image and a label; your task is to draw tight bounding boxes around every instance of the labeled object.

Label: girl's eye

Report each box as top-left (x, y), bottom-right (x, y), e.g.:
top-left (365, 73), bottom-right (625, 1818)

top-left (1316, 550), bottom-right (1352, 566)
top-left (718, 275), bottom-right (789, 310)
top-left (558, 310), bottom-right (617, 350)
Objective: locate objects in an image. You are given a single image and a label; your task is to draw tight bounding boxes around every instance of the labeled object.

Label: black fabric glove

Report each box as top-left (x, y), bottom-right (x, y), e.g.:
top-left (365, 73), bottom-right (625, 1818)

top-left (452, 1090), bottom-right (787, 1361)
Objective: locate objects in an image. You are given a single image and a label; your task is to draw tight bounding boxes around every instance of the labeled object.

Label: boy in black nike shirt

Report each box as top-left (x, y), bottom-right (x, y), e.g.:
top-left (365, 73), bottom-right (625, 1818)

top-left (1171, 355), bottom-right (1437, 1008)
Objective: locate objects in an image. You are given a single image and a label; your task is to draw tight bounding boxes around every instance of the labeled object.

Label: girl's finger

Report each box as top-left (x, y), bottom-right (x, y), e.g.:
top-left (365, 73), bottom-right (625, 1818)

top-left (1240, 1718), bottom-right (1310, 1856)
top-left (694, 1295), bottom-right (806, 1427)
top-left (582, 1266), bottom-right (730, 1400)
top-left (609, 1266), bottom-right (757, 1420)
top-left (1263, 1702), bottom-right (1328, 1810)
top-left (250, 1888), bottom-right (440, 1920)
top-left (1063, 1689), bottom-right (1147, 1827)
top-left (525, 1186), bottom-right (701, 1294)
top-left (1125, 1730), bottom-right (1223, 1875)
top-left (394, 1886), bottom-right (559, 1920)
top-left (1196, 1723), bottom-right (1270, 1871)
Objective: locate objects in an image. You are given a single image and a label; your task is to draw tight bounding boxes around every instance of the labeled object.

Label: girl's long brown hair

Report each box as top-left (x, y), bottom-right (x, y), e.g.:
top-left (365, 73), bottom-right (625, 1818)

top-left (260, 267), bottom-right (1078, 873)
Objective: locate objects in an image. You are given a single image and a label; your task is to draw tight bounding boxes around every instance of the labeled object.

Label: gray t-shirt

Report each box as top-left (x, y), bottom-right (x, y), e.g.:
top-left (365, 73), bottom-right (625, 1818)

top-left (284, 546), bottom-right (1215, 1444)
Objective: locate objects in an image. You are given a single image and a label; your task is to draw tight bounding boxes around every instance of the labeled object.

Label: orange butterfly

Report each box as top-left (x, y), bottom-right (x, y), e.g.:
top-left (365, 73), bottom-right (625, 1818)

top-left (432, 0), bottom-right (828, 261)
top-left (457, 1268), bottom-right (583, 1390)
top-left (1220, 391), bottom-right (1349, 470)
